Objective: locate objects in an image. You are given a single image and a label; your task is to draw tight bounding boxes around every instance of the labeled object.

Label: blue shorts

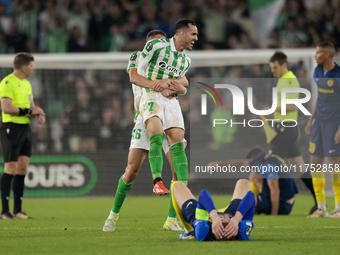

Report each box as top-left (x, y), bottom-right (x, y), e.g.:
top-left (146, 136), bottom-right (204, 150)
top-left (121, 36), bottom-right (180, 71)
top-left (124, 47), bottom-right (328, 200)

top-left (310, 120), bottom-right (340, 157)
top-left (181, 199), bottom-right (198, 227)
top-left (256, 194), bottom-right (294, 215)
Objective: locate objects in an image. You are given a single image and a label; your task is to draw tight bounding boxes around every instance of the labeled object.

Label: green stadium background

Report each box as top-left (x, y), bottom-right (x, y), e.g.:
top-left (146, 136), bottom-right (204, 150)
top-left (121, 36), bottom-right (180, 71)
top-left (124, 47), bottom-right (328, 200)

top-left (0, 51), bottom-right (336, 197)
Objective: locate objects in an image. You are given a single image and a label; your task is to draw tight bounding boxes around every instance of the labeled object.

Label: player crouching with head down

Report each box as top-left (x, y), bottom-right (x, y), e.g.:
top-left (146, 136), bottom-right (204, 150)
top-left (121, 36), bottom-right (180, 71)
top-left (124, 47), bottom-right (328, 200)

top-left (171, 179), bottom-right (255, 241)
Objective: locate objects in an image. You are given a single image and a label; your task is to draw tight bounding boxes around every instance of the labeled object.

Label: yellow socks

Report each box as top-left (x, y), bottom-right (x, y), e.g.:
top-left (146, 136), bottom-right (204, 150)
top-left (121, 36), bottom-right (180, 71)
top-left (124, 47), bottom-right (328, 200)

top-left (312, 172), bottom-right (326, 210)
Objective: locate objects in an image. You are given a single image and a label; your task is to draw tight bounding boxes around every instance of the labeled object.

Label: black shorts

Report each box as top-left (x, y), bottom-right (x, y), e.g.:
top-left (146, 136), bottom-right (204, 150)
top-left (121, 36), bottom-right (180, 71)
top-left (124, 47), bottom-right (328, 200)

top-left (1, 122), bottom-right (32, 162)
top-left (269, 123), bottom-right (301, 159)
top-left (181, 199), bottom-right (198, 227)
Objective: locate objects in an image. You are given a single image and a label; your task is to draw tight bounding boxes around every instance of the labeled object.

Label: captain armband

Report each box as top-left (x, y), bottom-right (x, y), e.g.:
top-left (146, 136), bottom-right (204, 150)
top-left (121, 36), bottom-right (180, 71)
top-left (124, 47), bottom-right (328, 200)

top-left (195, 208), bottom-right (209, 221)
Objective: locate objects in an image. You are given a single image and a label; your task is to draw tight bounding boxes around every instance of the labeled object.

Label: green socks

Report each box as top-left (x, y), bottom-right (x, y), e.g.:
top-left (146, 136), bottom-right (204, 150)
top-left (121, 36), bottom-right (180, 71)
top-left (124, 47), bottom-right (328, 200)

top-left (112, 177), bottom-right (133, 214)
top-left (149, 133), bottom-right (164, 180)
top-left (171, 142), bottom-right (188, 185)
top-left (168, 181), bottom-right (177, 218)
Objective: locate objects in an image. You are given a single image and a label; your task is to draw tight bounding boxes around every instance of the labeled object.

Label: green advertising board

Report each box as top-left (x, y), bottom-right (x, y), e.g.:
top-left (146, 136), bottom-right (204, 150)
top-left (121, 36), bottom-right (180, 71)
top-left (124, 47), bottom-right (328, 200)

top-left (0, 155), bottom-right (97, 197)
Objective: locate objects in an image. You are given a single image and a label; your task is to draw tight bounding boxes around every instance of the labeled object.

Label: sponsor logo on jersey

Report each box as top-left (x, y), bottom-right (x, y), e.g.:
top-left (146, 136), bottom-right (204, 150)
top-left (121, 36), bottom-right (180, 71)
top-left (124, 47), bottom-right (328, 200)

top-left (158, 61), bottom-right (183, 76)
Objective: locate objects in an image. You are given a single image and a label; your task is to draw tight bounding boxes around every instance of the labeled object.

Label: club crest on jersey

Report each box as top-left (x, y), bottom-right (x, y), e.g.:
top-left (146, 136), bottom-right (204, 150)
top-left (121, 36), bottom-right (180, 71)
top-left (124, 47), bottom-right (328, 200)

top-left (327, 79), bottom-right (334, 87)
top-left (130, 53), bottom-right (137, 61)
top-left (146, 42), bottom-right (153, 52)
top-left (158, 61), bottom-right (183, 76)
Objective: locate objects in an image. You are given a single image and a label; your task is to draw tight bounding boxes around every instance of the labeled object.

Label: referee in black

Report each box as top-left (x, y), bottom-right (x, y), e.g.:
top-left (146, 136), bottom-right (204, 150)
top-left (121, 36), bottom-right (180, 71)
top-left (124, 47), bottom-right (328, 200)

top-left (0, 52), bottom-right (45, 219)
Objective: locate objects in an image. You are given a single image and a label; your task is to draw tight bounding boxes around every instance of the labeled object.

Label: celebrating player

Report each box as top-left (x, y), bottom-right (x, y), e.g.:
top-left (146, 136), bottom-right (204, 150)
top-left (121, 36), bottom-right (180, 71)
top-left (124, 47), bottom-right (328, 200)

top-left (269, 51), bottom-right (317, 214)
top-left (172, 179), bottom-right (255, 241)
top-left (103, 30), bottom-right (188, 232)
top-left (137, 19), bottom-right (198, 194)
top-left (305, 42), bottom-right (340, 218)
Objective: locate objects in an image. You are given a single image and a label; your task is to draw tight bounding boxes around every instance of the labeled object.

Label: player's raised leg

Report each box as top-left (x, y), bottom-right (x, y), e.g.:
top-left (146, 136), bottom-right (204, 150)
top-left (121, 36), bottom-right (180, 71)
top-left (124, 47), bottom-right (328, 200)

top-left (249, 172), bottom-right (263, 197)
top-left (103, 149), bottom-right (147, 232)
top-left (166, 128), bottom-right (188, 186)
top-left (171, 181), bottom-right (195, 236)
top-left (145, 116), bottom-right (169, 195)
top-left (231, 179), bottom-right (251, 200)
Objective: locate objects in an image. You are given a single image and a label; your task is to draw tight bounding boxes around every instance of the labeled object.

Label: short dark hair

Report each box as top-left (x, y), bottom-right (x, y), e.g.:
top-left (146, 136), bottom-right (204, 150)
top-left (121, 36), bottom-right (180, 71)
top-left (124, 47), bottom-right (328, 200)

top-left (174, 19), bottom-right (196, 34)
top-left (317, 41), bottom-right (336, 57)
top-left (246, 146), bottom-right (263, 160)
top-left (269, 51), bottom-right (287, 65)
top-left (146, 30), bottom-right (166, 41)
top-left (215, 222), bottom-right (235, 241)
top-left (13, 52), bottom-right (34, 70)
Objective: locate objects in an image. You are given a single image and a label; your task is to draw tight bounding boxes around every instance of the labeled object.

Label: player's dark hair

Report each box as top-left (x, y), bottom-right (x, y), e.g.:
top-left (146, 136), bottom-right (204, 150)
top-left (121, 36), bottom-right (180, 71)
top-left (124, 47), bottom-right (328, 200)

top-left (317, 41), bottom-right (336, 57)
top-left (13, 52), bottom-right (34, 70)
top-left (269, 51), bottom-right (287, 65)
top-left (215, 222), bottom-right (235, 241)
top-left (174, 19), bottom-right (196, 34)
top-left (246, 146), bottom-right (263, 160)
top-left (146, 30), bottom-right (166, 41)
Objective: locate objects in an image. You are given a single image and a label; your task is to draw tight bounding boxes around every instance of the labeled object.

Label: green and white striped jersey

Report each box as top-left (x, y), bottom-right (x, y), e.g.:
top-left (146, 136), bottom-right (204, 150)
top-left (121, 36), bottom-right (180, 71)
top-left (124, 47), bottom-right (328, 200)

top-left (137, 37), bottom-right (191, 94)
top-left (127, 50), bottom-right (142, 120)
top-left (16, 10), bottom-right (37, 41)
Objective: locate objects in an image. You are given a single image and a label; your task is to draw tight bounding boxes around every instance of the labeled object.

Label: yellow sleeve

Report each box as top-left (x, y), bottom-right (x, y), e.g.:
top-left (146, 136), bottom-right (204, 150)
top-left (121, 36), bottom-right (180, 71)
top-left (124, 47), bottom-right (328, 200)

top-left (286, 79), bottom-right (299, 99)
top-left (277, 78), bottom-right (299, 99)
top-left (0, 78), bottom-right (14, 99)
top-left (28, 81), bottom-right (33, 101)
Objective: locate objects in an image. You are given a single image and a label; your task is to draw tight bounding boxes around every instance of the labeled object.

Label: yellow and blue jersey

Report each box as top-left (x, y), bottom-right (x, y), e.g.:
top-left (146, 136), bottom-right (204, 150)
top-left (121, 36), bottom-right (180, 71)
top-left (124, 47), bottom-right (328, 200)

top-left (193, 189), bottom-right (255, 241)
top-left (250, 153), bottom-right (298, 202)
top-left (313, 63), bottom-right (340, 122)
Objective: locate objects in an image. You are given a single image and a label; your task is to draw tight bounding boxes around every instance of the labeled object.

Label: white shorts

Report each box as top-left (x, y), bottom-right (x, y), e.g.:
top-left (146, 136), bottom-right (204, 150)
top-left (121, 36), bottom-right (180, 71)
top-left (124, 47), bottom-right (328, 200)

top-left (140, 91), bottom-right (185, 131)
top-left (129, 115), bottom-right (187, 154)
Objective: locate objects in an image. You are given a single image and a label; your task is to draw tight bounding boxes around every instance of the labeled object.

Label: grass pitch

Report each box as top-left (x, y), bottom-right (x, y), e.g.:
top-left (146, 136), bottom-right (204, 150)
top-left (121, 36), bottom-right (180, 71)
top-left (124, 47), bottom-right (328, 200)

top-left (0, 195), bottom-right (339, 255)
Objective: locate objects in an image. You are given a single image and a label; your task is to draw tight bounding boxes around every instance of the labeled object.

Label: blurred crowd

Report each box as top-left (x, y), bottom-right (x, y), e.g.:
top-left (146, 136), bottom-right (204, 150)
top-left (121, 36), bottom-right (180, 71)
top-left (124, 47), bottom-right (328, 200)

top-left (0, 0), bottom-right (338, 154)
top-left (1, 0), bottom-right (340, 53)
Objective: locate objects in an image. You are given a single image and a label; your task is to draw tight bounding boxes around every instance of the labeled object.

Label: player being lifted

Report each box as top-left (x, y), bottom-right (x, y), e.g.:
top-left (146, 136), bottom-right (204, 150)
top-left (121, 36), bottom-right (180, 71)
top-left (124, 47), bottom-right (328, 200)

top-left (137, 19), bottom-right (198, 197)
top-left (103, 30), bottom-right (188, 232)
top-left (305, 42), bottom-right (340, 218)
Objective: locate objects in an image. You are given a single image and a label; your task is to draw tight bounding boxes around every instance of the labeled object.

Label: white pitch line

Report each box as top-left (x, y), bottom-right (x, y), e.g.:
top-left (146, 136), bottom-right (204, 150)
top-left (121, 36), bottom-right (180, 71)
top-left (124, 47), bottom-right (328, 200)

top-left (2, 226), bottom-right (340, 230)
top-left (2, 227), bottom-right (102, 230)
top-left (256, 226), bottom-right (340, 229)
